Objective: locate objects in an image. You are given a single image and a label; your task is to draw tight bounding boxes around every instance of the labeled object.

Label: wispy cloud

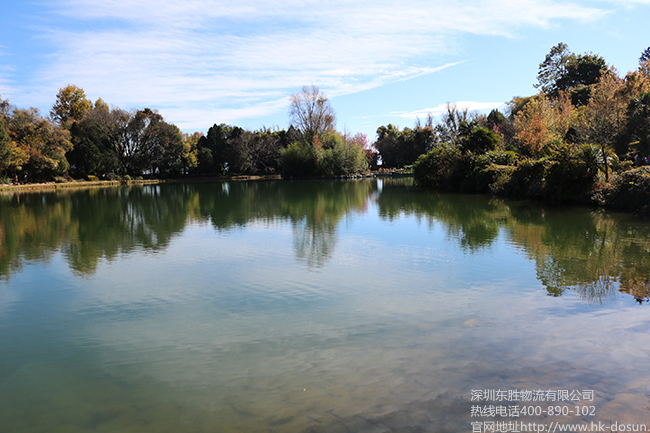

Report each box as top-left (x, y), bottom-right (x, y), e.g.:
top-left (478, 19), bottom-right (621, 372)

top-left (10, 0), bottom-right (609, 130)
top-left (389, 101), bottom-right (506, 120)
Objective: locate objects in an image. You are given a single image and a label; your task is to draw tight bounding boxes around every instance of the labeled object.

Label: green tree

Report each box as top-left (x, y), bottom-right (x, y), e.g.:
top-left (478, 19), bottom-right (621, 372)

top-left (536, 43), bottom-right (608, 106)
top-left (195, 123), bottom-right (236, 174)
top-left (149, 119), bottom-right (186, 176)
top-left (281, 141), bottom-right (318, 176)
top-left (87, 107), bottom-right (184, 176)
top-left (461, 126), bottom-right (500, 154)
top-left (375, 124), bottom-right (437, 168)
top-left (50, 85), bottom-right (92, 127)
top-left (67, 111), bottom-right (119, 177)
top-left (536, 43), bottom-right (572, 96)
top-left (375, 124), bottom-right (401, 167)
top-left (624, 92), bottom-right (650, 154)
top-left (8, 108), bottom-right (72, 181)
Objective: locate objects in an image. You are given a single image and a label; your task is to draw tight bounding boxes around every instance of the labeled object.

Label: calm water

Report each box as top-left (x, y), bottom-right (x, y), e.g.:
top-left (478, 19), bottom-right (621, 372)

top-left (1, 179), bottom-right (650, 432)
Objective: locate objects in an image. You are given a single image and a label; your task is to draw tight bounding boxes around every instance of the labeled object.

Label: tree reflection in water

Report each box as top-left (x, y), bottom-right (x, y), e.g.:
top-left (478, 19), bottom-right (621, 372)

top-left (2, 179), bottom-right (650, 303)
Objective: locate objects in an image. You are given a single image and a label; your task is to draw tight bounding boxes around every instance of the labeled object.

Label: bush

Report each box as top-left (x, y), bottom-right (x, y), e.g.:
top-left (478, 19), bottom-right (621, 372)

top-left (486, 165), bottom-right (517, 195)
top-left (501, 157), bottom-right (548, 198)
top-left (414, 142), bottom-right (607, 203)
top-left (481, 150), bottom-right (519, 166)
top-left (461, 126), bottom-right (500, 154)
top-left (542, 144), bottom-right (600, 203)
top-left (281, 141), bottom-right (318, 177)
top-left (281, 137), bottom-right (368, 177)
top-left (414, 145), bottom-right (513, 193)
top-left (413, 144), bottom-right (466, 190)
top-left (604, 167), bottom-right (650, 211)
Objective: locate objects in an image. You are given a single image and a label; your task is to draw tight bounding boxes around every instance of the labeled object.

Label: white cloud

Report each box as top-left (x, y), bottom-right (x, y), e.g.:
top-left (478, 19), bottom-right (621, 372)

top-left (20, 0), bottom-right (610, 130)
top-left (392, 101), bottom-right (506, 120)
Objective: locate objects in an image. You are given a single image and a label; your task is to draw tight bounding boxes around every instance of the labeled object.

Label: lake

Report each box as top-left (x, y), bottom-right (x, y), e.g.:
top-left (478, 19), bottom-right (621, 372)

top-left (1, 178), bottom-right (650, 432)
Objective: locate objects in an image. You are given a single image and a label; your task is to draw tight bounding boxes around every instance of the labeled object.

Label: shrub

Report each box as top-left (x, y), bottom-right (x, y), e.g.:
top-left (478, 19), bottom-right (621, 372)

top-left (466, 158), bottom-right (510, 193)
top-left (486, 165), bottom-right (517, 195)
top-left (281, 141), bottom-right (318, 177)
top-left (481, 150), bottom-right (519, 166)
top-left (461, 126), bottom-right (500, 154)
top-left (542, 144), bottom-right (600, 203)
top-left (604, 167), bottom-right (650, 211)
top-left (413, 144), bottom-right (467, 190)
top-left (501, 157), bottom-right (548, 198)
top-left (281, 137), bottom-right (368, 177)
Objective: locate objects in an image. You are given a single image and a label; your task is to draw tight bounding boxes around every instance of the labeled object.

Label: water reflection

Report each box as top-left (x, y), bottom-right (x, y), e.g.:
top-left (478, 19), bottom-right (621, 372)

top-left (375, 186), bottom-right (650, 304)
top-left (2, 179), bottom-right (650, 302)
top-left (3, 180), bottom-right (650, 432)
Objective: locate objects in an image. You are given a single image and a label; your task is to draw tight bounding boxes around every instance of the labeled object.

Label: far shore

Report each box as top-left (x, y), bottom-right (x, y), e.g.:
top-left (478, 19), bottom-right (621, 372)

top-left (0, 175), bottom-right (281, 193)
top-left (0, 169), bottom-right (416, 193)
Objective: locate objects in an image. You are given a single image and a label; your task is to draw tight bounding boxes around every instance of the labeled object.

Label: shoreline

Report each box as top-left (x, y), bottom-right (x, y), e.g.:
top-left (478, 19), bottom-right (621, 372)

top-left (0, 171), bottom-right (416, 193)
top-left (0, 175), bottom-right (283, 193)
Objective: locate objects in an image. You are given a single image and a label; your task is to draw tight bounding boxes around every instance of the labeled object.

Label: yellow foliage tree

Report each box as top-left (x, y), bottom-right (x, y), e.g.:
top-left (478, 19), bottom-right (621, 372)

top-left (513, 93), bottom-right (575, 155)
top-left (50, 85), bottom-right (92, 127)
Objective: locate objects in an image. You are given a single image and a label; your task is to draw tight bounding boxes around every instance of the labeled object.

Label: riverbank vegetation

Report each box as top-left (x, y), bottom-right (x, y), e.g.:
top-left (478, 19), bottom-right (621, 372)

top-left (1, 44), bottom-right (650, 210)
top-left (412, 44), bottom-right (650, 212)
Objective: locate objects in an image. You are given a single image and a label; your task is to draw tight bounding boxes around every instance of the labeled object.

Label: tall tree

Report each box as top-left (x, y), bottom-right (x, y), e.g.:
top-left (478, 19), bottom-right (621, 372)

top-left (67, 109), bottom-right (119, 177)
top-left (196, 123), bottom-right (236, 174)
top-left (536, 43), bottom-right (608, 106)
top-left (536, 43), bottom-right (573, 96)
top-left (288, 85), bottom-right (336, 143)
top-left (50, 85), bottom-right (92, 127)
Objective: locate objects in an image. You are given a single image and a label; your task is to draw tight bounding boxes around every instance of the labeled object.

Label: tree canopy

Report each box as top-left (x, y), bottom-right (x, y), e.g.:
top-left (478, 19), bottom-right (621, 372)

top-left (50, 85), bottom-right (92, 127)
top-left (536, 43), bottom-right (608, 106)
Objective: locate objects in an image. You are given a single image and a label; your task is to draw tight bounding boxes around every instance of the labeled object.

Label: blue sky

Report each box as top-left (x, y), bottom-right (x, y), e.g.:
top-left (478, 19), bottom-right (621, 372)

top-left (0, 0), bottom-right (648, 141)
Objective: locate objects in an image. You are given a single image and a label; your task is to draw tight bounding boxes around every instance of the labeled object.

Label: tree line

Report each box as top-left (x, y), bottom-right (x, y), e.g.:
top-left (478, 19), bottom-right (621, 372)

top-left (410, 44), bottom-right (650, 210)
top-left (1, 43), bottom-right (649, 187)
top-left (0, 84), bottom-right (371, 183)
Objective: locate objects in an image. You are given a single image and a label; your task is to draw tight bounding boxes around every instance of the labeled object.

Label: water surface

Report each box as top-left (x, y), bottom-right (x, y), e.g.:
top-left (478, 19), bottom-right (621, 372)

top-left (1, 179), bottom-right (650, 432)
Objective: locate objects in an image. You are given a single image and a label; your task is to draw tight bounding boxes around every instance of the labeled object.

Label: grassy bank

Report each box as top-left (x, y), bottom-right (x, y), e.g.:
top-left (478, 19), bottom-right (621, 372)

top-left (0, 175), bottom-right (283, 193)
